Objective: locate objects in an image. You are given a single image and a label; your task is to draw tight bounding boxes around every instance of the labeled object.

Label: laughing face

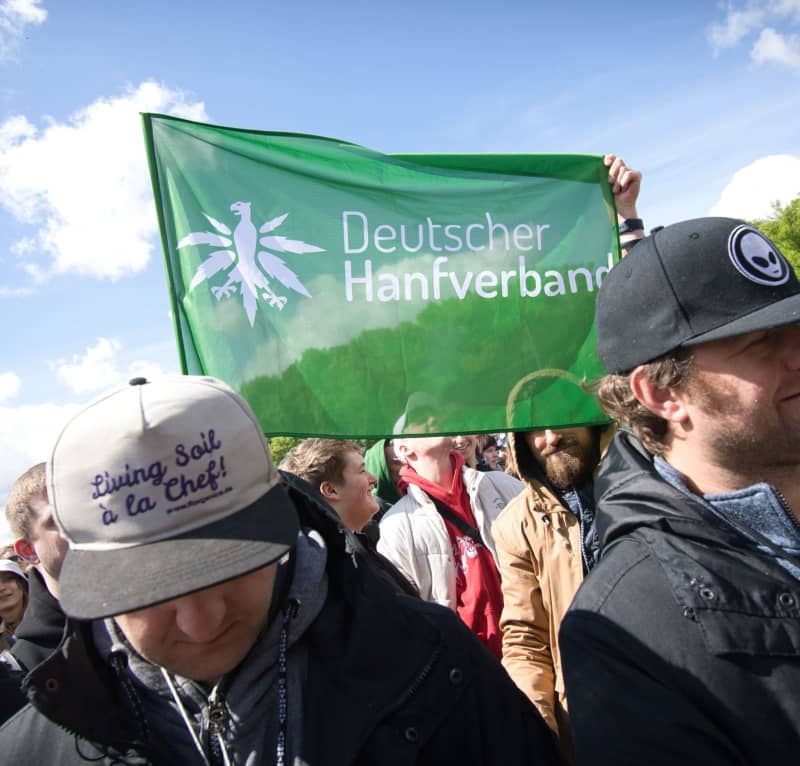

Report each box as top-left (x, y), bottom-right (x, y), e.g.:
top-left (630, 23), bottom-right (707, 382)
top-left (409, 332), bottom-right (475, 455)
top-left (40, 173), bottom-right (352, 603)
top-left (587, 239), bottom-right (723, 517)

top-left (327, 448), bottom-right (379, 532)
top-left (0, 572), bottom-right (26, 618)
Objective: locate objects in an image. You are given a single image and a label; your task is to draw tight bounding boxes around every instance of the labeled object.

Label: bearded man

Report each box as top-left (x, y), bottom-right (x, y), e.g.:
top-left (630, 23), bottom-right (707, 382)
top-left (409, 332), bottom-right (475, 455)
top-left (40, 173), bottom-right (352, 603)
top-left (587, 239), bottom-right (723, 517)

top-left (492, 425), bottom-right (604, 761)
top-left (560, 217), bottom-right (800, 765)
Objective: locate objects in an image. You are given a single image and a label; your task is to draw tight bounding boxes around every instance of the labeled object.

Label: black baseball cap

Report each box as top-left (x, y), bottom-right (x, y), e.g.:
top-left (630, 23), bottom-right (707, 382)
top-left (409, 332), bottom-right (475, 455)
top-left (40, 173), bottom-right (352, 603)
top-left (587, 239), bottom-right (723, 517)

top-left (596, 217), bottom-right (800, 373)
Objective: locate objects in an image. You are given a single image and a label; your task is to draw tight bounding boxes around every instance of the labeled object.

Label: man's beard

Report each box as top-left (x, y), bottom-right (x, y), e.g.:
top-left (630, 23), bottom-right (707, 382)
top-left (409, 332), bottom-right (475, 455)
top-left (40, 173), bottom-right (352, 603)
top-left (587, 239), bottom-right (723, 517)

top-left (541, 436), bottom-right (599, 490)
top-left (686, 371), bottom-right (800, 475)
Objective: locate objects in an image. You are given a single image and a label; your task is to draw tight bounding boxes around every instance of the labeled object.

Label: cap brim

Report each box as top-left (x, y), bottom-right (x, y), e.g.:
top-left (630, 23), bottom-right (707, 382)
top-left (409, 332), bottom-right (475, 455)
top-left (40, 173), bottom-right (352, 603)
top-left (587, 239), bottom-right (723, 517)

top-left (58, 482), bottom-right (300, 620)
top-left (681, 291), bottom-right (800, 349)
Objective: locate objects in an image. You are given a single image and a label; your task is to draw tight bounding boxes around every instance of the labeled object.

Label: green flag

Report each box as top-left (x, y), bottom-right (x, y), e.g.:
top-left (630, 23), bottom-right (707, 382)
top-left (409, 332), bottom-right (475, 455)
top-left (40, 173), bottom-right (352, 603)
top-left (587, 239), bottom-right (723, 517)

top-left (143, 114), bottom-right (619, 437)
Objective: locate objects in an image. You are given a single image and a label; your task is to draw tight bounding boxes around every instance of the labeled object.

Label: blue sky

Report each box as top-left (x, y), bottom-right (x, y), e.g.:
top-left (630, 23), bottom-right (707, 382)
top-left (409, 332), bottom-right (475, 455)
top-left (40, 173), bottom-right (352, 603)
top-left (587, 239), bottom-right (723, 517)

top-left (1, 0), bottom-right (799, 535)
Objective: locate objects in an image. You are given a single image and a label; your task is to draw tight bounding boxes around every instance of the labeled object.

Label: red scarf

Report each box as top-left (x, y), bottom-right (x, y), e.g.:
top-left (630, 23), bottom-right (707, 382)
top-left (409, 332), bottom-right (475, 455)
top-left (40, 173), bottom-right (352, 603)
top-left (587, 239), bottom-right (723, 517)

top-left (400, 453), bottom-right (503, 659)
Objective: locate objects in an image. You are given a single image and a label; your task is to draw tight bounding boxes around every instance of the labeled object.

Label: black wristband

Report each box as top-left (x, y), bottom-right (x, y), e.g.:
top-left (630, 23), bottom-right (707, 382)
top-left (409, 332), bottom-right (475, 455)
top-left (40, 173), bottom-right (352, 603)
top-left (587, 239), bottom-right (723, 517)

top-left (618, 218), bottom-right (644, 235)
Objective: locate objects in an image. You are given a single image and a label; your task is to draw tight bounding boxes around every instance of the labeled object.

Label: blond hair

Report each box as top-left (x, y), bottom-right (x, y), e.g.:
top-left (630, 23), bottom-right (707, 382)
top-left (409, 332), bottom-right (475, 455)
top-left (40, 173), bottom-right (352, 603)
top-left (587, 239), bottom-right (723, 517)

top-left (279, 439), bottom-right (361, 490)
top-left (5, 462), bottom-right (47, 540)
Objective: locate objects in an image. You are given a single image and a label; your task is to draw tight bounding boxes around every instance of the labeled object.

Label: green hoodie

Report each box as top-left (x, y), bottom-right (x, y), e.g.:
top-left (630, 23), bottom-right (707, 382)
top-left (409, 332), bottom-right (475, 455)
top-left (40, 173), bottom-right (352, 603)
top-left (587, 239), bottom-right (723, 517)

top-left (364, 439), bottom-right (402, 507)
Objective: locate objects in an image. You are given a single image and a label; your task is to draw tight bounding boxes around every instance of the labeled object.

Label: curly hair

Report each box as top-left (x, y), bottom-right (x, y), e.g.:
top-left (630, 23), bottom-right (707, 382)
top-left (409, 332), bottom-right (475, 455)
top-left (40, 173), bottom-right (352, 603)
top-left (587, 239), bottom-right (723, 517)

top-left (594, 350), bottom-right (694, 455)
top-left (279, 439), bottom-right (361, 491)
top-left (5, 462), bottom-right (47, 541)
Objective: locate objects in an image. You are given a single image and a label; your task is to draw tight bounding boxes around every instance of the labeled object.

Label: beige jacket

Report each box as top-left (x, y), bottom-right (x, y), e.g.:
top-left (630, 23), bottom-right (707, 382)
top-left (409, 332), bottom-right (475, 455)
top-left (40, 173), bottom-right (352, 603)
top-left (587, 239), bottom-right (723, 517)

top-left (492, 479), bottom-right (584, 757)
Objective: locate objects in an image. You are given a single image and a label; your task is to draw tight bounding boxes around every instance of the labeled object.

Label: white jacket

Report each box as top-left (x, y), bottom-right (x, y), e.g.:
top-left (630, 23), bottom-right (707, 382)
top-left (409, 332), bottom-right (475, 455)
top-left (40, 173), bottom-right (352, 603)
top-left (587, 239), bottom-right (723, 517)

top-left (377, 467), bottom-right (523, 609)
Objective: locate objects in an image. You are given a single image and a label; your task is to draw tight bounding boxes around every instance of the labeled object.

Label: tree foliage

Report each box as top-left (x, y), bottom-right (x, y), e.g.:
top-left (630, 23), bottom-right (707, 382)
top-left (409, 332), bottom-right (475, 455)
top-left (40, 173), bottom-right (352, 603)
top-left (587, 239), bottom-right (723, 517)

top-left (751, 197), bottom-right (800, 277)
top-left (268, 435), bottom-right (372, 466)
top-left (268, 435), bottom-right (304, 466)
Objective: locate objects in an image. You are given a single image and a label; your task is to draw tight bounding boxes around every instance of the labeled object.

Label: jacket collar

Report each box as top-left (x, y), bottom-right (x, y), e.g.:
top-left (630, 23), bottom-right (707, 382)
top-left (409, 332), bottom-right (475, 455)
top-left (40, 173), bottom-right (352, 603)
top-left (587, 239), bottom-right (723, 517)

top-left (11, 569), bottom-right (65, 672)
top-left (597, 431), bottom-right (800, 657)
top-left (24, 618), bottom-right (147, 757)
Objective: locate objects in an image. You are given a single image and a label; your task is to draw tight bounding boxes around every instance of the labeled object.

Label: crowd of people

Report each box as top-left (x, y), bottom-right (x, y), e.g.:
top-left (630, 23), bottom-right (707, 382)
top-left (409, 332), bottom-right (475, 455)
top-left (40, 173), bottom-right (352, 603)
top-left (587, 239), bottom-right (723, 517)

top-left (1, 153), bottom-right (799, 764)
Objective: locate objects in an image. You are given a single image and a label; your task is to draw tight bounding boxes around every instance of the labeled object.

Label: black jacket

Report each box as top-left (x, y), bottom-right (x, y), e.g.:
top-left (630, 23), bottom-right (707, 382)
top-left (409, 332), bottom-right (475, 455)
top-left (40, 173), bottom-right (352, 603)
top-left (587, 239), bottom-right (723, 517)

top-left (11, 568), bottom-right (66, 671)
top-left (0, 475), bottom-right (560, 766)
top-left (0, 568), bottom-right (66, 724)
top-left (560, 431), bottom-right (800, 765)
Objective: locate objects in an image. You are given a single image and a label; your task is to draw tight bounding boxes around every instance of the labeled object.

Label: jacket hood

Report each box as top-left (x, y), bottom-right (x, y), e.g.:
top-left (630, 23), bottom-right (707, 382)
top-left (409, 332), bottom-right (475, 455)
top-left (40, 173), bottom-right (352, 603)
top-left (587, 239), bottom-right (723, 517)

top-left (363, 439), bottom-right (401, 506)
top-left (507, 431), bottom-right (549, 490)
top-left (11, 568), bottom-right (66, 672)
top-left (595, 431), bottom-right (741, 551)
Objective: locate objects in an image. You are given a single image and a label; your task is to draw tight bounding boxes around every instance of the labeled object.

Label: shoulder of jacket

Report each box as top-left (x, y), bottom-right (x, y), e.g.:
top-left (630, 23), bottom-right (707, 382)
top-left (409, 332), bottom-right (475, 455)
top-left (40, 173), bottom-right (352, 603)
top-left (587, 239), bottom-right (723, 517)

top-left (398, 596), bottom-right (481, 659)
top-left (569, 537), bottom-right (655, 613)
top-left (468, 468), bottom-right (523, 497)
top-left (492, 489), bottom-right (531, 530)
top-left (0, 703), bottom-right (110, 763)
top-left (383, 486), bottom-right (435, 518)
top-left (497, 482), bottom-right (562, 518)
top-left (495, 474), bottom-right (525, 502)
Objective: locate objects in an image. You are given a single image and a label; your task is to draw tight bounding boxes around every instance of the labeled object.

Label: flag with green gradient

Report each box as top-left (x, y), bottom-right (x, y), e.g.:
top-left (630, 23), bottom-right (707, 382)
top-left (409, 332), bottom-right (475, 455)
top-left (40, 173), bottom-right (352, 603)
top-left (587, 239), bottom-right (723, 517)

top-left (143, 114), bottom-right (619, 437)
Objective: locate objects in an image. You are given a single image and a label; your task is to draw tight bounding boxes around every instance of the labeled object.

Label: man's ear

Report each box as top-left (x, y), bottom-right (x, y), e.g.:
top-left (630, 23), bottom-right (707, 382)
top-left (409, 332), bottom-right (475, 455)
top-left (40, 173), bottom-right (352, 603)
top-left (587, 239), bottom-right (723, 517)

top-left (629, 367), bottom-right (691, 424)
top-left (393, 439), bottom-right (414, 462)
top-left (13, 538), bottom-right (38, 565)
top-left (318, 481), bottom-right (338, 502)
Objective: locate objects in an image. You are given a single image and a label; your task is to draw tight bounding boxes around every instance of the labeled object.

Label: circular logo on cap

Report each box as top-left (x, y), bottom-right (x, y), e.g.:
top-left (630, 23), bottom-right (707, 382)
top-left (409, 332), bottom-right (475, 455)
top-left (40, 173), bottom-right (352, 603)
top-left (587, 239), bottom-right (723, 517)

top-left (728, 225), bottom-right (790, 286)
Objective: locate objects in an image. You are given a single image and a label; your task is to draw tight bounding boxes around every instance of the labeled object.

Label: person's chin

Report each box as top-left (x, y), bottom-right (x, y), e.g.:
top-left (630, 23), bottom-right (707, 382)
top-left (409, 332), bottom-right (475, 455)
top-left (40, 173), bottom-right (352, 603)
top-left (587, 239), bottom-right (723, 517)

top-left (170, 633), bottom-right (253, 681)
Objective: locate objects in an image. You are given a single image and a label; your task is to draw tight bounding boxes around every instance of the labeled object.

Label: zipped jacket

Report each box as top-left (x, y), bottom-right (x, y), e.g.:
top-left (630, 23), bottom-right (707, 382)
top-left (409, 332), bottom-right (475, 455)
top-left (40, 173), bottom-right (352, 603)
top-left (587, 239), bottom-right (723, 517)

top-left (0, 567), bottom-right (66, 724)
top-left (377, 467), bottom-right (523, 608)
top-left (560, 431), bottom-right (800, 766)
top-left (492, 481), bottom-right (583, 753)
top-left (0, 474), bottom-right (560, 766)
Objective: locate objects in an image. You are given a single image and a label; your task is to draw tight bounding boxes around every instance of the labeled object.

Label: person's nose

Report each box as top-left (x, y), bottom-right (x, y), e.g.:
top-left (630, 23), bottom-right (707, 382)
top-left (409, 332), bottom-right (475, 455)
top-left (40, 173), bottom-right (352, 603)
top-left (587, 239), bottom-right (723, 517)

top-left (533, 429), bottom-right (561, 451)
top-left (544, 429), bottom-right (562, 446)
top-left (367, 471), bottom-right (377, 490)
top-left (172, 591), bottom-right (228, 641)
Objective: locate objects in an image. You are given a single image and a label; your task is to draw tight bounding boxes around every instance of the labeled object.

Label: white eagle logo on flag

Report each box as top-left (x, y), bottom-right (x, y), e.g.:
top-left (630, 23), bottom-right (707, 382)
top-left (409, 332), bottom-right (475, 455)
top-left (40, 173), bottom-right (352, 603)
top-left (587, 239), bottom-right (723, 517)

top-left (178, 201), bottom-right (324, 326)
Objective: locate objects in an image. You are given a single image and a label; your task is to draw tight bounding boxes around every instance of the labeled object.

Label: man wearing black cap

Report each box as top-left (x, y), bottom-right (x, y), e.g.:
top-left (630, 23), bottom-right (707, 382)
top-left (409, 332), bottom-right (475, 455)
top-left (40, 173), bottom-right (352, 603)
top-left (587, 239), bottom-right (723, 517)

top-left (0, 375), bottom-right (559, 766)
top-left (560, 218), bottom-right (800, 765)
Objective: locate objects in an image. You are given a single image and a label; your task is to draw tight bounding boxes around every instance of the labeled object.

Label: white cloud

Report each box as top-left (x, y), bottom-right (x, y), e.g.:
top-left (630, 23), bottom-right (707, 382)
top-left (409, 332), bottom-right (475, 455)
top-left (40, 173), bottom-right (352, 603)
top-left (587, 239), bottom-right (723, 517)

top-left (708, 5), bottom-right (765, 52)
top-left (0, 400), bottom-right (83, 515)
top-left (709, 154), bottom-right (800, 219)
top-left (0, 285), bottom-right (32, 296)
top-left (751, 26), bottom-right (800, 68)
top-left (0, 81), bottom-right (207, 281)
top-left (0, 371), bottom-right (20, 401)
top-left (0, 0), bottom-right (47, 61)
top-left (53, 336), bottom-right (122, 393)
top-left (53, 336), bottom-right (175, 394)
top-left (128, 358), bottom-right (169, 380)
top-left (770, 0), bottom-right (800, 21)
top-left (708, 1), bottom-right (800, 70)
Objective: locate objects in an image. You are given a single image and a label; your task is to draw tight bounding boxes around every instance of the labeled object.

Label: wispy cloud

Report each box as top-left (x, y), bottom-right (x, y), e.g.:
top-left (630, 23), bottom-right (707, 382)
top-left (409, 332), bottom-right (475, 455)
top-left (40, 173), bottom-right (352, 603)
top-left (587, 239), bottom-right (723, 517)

top-left (752, 26), bottom-right (800, 68)
top-left (0, 399), bottom-right (83, 514)
top-left (708, 1), bottom-right (800, 71)
top-left (708, 4), bottom-right (765, 52)
top-left (0, 371), bottom-right (20, 401)
top-left (0, 285), bottom-right (33, 296)
top-left (53, 337), bottom-right (122, 393)
top-left (709, 153), bottom-right (800, 219)
top-left (52, 336), bottom-right (172, 394)
top-left (0, 0), bottom-right (46, 62)
top-left (0, 81), bottom-right (207, 282)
